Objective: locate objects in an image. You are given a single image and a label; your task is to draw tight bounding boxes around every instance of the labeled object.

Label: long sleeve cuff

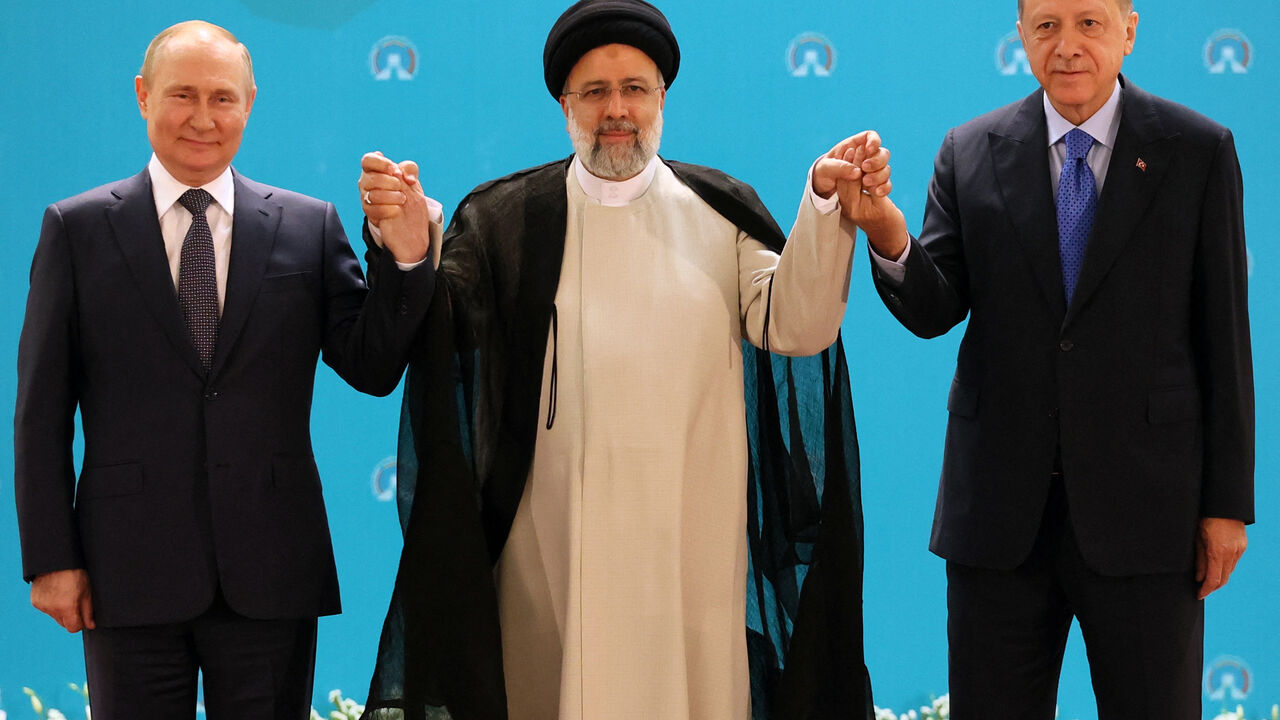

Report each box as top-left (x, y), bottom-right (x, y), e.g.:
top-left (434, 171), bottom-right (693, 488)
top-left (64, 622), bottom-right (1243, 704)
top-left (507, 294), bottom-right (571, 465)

top-left (806, 159), bottom-right (841, 215)
top-left (367, 196), bottom-right (445, 270)
top-left (868, 237), bottom-right (910, 284)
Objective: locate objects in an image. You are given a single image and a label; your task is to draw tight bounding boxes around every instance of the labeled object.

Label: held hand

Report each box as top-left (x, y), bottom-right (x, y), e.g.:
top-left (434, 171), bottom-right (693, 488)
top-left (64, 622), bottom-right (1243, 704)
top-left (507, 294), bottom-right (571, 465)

top-left (359, 151), bottom-right (410, 227)
top-left (813, 130), bottom-right (872, 198)
top-left (31, 568), bottom-right (95, 633)
top-left (813, 132), bottom-right (908, 259)
top-left (378, 160), bottom-right (432, 264)
top-left (358, 153), bottom-right (432, 264)
top-left (838, 140), bottom-right (908, 258)
top-left (811, 130), bottom-right (894, 199)
top-left (1196, 517), bottom-right (1247, 599)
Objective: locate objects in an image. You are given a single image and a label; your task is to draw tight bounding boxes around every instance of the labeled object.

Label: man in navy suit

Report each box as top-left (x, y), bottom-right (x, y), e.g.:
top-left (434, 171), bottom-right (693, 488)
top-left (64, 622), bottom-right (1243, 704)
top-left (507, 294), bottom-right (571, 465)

top-left (857, 0), bottom-right (1254, 716)
top-left (14, 20), bottom-right (432, 719)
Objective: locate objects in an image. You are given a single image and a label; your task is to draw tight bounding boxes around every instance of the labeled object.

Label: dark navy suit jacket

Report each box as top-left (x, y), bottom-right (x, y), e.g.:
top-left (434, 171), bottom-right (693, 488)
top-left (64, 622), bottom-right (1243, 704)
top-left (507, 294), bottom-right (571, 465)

top-left (15, 168), bottom-right (432, 626)
top-left (872, 78), bottom-right (1254, 576)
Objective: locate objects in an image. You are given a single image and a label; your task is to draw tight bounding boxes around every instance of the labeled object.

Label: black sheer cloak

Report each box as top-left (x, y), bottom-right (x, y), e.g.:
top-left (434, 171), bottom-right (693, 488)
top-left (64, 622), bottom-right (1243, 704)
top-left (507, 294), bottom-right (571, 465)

top-left (362, 156), bottom-right (873, 720)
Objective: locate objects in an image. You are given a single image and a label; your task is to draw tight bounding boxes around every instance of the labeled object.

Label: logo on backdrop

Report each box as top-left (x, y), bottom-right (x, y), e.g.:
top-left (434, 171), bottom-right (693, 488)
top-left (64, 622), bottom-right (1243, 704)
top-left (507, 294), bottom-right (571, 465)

top-left (1204, 656), bottom-right (1252, 702)
top-left (370, 36), bottom-right (418, 80)
top-left (1205, 30), bottom-right (1252, 74)
top-left (995, 31), bottom-right (1031, 75)
top-left (371, 455), bottom-right (397, 501)
top-left (787, 33), bottom-right (836, 77)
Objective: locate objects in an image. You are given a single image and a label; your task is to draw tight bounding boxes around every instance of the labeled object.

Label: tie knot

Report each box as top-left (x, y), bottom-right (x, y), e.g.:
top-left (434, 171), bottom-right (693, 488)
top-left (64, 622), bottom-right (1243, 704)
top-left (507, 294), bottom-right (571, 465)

top-left (1065, 128), bottom-right (1095, 162)
top-left (178, 188), bottom-right (213, 216)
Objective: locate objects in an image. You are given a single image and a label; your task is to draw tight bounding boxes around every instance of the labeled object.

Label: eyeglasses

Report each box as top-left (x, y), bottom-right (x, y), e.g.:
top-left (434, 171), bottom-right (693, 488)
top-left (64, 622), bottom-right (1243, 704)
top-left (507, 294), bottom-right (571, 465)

top-left (562, 83), bottom-right (664, 106)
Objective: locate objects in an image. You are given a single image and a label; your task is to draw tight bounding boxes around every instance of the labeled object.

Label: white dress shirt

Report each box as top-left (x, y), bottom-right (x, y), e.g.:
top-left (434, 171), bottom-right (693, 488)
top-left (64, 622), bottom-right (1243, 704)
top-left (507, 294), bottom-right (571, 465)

top-left (872, 80), bottom-right (1123, 282)
top-left (148, 154), bottom-right (235, 312)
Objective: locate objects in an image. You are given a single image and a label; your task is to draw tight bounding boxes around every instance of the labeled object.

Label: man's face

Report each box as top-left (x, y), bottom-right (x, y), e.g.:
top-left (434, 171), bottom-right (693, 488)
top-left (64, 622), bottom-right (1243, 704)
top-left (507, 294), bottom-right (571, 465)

top-left (1018, 0), bottom-right (1137, 125)
top-left (559, 43), bottom-right (666, 181)
top-left (135, 32), bottom-right (256, 187)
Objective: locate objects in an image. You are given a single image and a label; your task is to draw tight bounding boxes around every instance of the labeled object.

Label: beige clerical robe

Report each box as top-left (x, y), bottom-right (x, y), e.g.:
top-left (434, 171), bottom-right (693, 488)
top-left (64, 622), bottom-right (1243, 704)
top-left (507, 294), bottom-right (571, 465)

top-left (494, 158), bottom-right (855, 720)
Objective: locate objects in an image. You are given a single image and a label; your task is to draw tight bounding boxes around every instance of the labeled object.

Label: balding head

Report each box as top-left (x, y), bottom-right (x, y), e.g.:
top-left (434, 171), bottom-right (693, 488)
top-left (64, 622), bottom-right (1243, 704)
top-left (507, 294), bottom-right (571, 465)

top-left (140, 20), bottom-right (254, 93)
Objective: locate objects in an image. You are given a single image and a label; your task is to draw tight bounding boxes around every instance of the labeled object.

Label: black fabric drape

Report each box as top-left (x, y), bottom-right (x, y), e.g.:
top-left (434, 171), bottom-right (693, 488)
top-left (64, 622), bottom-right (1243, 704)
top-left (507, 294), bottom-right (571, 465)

top-left (362, 157), bottom-right (873, 720)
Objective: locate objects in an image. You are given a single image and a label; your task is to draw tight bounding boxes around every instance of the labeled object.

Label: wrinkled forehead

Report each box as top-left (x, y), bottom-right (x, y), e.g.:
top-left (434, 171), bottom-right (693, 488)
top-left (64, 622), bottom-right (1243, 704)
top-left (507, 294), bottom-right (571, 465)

top-left (566, 43), bottom-right (662, 86)
top-left (1018, 0), bottom-right (1133, 19)
top-left (146, 28), bottom-right (254, 92)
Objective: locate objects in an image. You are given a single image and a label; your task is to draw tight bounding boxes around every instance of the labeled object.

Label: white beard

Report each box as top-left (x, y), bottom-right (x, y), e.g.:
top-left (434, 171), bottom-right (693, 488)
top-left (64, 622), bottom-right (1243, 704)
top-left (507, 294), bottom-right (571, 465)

top-left (568, 107), bottom-right (663, 181)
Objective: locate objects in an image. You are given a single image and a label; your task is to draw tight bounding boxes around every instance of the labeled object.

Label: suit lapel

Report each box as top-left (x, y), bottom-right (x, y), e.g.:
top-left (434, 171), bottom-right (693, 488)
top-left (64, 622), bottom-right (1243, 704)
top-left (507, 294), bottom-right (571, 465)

top-left (1065, 80), bottom-right (1175, 327)
top-left (990, 91), bottom-right (1067, 320)
top-left (212, 172), bottom-right (280, 377)
top-left (106, 170), bottom-right (208, 378)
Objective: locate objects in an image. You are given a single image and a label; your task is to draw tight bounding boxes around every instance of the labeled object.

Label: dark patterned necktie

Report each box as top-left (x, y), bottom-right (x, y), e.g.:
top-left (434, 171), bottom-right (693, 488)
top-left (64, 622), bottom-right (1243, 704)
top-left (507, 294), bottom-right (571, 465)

top-left (177, 188), bottom-right (219, 371)
top-left (1057, 128), bottom-right (1098, 305)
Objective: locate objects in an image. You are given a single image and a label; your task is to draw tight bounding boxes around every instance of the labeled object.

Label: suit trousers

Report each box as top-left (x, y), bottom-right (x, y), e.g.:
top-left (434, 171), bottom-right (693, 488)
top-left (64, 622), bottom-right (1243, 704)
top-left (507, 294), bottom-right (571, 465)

top-left (82, 589), bottom-right (318, 720)
top-left (946, 475), bottom-right (1204, 720)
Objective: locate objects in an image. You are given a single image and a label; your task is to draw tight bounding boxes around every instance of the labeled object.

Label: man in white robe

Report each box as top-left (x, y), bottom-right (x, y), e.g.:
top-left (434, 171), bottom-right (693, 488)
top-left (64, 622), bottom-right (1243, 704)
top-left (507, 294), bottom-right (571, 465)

top-left (355, 2), bottom-right (902, 718)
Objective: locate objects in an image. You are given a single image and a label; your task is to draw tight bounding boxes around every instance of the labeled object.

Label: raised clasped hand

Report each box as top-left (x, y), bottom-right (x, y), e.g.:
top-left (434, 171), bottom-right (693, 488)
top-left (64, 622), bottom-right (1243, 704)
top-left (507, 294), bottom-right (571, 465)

top-left (812, 130), bottom-right (907, 259)
top-left (358, 151), bottom-right (432, 265)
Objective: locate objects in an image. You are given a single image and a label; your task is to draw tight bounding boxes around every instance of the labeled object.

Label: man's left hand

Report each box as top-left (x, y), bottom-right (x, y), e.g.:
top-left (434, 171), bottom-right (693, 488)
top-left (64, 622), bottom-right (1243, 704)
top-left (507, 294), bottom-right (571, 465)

top-left (1196, 517), bottom-right (1247, 599)
top-left (358, 152), bottom-right (432, 265)
top-left (812, 130), bottom-right (892, 199)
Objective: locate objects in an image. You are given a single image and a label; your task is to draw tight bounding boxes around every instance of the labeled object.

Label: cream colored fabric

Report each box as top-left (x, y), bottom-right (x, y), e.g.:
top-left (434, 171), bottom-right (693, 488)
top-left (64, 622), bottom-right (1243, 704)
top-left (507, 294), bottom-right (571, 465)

top-left (495, 162), bottom-right (855, 720)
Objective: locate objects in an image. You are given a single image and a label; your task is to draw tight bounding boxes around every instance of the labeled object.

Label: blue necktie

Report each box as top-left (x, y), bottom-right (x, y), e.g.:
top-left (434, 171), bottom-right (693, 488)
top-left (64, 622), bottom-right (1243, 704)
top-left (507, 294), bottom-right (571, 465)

top-left (177, 188), bottom-right (219, 371)
top-left (1057, 128), bottom-right (1097, 305)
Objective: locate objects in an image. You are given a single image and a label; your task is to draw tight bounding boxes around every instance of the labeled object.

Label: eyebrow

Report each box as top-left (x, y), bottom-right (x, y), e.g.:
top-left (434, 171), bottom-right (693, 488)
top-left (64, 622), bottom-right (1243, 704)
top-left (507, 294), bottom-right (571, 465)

top-left (579, 75), bottom-right (656, 88)
top-left (164, 83), bottom-right (240, 97)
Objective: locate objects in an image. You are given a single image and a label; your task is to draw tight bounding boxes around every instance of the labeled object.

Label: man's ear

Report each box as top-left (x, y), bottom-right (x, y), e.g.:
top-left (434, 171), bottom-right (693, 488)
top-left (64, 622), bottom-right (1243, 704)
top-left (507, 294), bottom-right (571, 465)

top-left (135, 75), bottom-right (149, 119)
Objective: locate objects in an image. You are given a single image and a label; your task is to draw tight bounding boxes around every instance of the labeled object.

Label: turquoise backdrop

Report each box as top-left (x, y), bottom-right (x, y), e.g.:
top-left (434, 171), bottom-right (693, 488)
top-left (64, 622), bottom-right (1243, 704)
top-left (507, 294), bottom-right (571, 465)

top-left (1, 1), bottom-right (1275, 717)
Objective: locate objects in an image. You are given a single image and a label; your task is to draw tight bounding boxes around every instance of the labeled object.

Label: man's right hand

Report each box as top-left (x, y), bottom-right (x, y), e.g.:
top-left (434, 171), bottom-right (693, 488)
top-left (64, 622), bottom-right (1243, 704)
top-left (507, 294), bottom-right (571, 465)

top-left (31, 568), bottom-right (94, 633)
top-left (836, 141), bottom-right (909, 261)
top-left (358, 151), bottom-right (433, 265)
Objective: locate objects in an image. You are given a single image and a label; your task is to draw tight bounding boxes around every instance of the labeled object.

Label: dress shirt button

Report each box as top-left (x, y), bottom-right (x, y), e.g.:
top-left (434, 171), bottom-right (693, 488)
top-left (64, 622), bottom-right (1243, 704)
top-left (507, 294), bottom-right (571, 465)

top-left (1059, 340), bottom-right (1074, 352)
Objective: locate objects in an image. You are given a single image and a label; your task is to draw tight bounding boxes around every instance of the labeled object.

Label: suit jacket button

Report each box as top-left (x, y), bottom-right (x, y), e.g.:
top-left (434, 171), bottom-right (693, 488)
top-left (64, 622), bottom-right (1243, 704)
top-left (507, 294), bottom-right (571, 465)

top-left (1059, 340), bottom-right (1074, 352)
top-left (1049, 408), bottom-right (1059, 419)
top-left (204, 389), bottom-right (220, 400)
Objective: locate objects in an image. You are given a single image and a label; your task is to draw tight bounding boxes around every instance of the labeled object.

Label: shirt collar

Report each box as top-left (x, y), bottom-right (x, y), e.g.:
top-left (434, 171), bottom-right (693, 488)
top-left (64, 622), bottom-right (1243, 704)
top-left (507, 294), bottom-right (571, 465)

top-left (148, 154), bottom-right (236, 218)
top-left (1043, 79), bottom-right (1123, 151)
top-left (571, 154), bottom-right (659, 207)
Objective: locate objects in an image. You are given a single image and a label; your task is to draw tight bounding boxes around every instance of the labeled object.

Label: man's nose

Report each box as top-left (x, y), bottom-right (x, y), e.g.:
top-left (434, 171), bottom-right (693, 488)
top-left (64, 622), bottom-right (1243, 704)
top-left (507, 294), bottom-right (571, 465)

top-left (604, 88), bottom-right (629, 118)
top-left (189, 102), bottom-right (216, 130)
top-left (1054, 30), bottom-right (1085, 58)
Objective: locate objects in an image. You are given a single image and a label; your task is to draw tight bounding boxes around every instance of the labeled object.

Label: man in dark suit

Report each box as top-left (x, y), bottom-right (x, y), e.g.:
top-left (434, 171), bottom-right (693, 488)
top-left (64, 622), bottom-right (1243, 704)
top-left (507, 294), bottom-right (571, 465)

top-left (858, 0), bottom-right (1254, 716)
top-left (14, 20), bottom-right (432, 719)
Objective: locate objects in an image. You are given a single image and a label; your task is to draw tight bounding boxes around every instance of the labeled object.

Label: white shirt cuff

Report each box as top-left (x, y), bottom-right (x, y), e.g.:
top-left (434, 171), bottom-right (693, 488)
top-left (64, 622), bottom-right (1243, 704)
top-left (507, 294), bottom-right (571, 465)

top-left (869, 237), bottom-right (910, 284)
top-left (806, 159), bottom-right (840, 215)
top-left (368, 197), bottom-right (444, 271)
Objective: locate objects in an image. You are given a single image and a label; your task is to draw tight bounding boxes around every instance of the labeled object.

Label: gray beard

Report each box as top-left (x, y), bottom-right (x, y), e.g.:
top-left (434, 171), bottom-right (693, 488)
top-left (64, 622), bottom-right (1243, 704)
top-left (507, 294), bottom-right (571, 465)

top-left (568, 108), bottom-right (663, 181)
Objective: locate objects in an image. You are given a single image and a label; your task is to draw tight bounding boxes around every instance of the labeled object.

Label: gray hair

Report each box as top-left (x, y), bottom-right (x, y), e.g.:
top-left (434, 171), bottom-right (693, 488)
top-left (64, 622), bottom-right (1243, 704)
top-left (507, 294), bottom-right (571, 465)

top-left (1018, 0), bottom-right (1133, 17)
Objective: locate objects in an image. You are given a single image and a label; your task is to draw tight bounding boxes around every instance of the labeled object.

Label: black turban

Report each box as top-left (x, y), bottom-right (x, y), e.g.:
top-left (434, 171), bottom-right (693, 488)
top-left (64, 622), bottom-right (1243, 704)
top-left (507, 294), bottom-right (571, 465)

top-left (543, 0), bottom-right (680, 99)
